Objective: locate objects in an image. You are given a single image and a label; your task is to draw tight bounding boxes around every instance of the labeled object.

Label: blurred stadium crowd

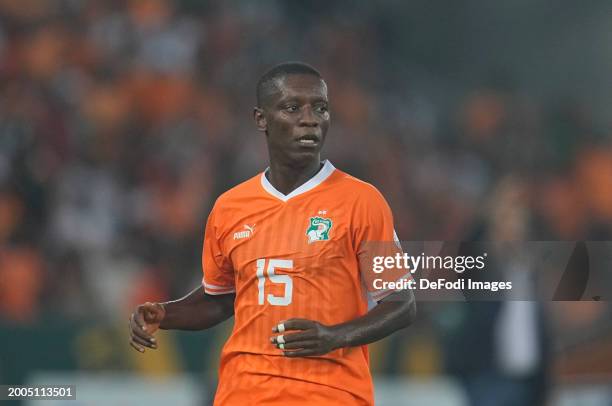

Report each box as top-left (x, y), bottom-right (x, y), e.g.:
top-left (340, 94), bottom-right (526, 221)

top-left (0, 0), bottom-right (611, 401)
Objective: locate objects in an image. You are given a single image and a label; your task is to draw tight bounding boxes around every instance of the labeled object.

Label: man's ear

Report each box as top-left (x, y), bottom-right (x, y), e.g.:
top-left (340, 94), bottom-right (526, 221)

top-left (253, 107), bottom-right (267, 132)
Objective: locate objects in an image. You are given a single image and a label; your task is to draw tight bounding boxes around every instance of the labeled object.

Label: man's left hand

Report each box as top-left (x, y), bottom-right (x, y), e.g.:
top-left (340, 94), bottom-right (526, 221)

top-left (270, 318), bottom-right (344, 357)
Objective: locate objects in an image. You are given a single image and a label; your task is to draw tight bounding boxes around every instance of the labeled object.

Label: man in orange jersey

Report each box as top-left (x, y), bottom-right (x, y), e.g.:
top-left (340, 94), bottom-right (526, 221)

top-left (129, 62), bottom-right (416, 405)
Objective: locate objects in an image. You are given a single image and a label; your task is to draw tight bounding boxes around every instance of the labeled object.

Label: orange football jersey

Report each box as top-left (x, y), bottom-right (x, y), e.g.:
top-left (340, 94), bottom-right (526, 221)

top-left (202, 160), bottom-right (409, 405)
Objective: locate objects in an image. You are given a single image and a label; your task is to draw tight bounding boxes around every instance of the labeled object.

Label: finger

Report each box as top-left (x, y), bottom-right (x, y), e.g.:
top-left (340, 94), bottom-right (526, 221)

top-left (270, 334), bottom-right (285, 345)
top-left (131, 332), bottom-right (157, 349)
top-left (131, 311), bottom-right (149, 334)
top-left (273, 318), bottom-right (314, 333)
top-left (270, 331), bottom-right (315, 344)
top-left (283, 348), bottom-right (326, 357)
top-left (279, 340), bottom-right (318, 350)
top-left (129, 340), bottom-right (145, 353)
top-left (131, 335), bottom-right (152, 349)
top-left (135, 325), bottom-right (156, 342)
top-left (283, 331), bottom-right (316, 343)
top-left (130, 313), bottom-right (154, 341)
top-left (131, 319), bottom-right (154, 342)
top-left (133, 307), bottom-right (147, 330)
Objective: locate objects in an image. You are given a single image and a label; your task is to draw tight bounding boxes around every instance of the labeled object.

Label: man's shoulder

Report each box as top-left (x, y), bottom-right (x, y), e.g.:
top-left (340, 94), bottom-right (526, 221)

top-left (330, 168), bottom-right (387, 203)
top-left (215, 172), bottom-right (264, 208)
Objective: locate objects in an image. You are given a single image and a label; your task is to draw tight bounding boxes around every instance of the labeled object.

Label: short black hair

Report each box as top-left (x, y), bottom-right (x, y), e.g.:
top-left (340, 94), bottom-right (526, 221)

top-left (256, 62), bottom-right (322, 107)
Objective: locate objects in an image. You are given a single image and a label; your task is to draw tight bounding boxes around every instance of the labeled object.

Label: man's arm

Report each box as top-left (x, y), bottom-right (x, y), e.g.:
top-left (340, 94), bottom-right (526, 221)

top-left (129, 287), bottom-right (234, 353)
top-left (270, 289), bottom-right (416, 357)
top-left (160, 286), bottom-right (235, 330)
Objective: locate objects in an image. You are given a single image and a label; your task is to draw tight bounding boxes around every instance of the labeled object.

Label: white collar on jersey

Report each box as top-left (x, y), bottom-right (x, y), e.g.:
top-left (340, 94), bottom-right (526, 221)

top-left (260, 160), bottom-right (336, 202)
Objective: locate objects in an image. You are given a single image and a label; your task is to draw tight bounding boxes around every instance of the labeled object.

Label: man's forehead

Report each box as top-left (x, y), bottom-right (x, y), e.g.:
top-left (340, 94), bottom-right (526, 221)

top-left (273, 74), bottom-right (328, 100)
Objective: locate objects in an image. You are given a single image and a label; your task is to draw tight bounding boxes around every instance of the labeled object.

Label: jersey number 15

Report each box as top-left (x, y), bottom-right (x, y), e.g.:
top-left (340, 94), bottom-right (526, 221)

top-left (256, 259), bottom-right (293, 306)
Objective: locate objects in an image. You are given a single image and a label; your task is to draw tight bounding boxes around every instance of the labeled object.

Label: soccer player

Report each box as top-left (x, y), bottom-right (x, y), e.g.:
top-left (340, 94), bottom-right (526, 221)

top-left (129, 62), bottom-right (416, 405)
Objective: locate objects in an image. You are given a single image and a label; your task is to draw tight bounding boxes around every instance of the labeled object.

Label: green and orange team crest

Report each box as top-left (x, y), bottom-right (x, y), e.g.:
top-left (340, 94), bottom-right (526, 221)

top-left (306, 217), bottom-right (333, 244)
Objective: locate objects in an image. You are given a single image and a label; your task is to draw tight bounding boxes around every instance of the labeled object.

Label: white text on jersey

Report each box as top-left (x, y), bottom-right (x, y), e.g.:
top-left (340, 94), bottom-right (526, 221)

top-left (234, 224), bottom-right (255, 240)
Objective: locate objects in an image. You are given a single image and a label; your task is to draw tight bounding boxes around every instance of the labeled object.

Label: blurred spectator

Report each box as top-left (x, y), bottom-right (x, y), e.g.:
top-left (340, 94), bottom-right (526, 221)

top-left (439, 177), bottom-right (550, 406)
top-left (0, 245), bottom-right (45, 323)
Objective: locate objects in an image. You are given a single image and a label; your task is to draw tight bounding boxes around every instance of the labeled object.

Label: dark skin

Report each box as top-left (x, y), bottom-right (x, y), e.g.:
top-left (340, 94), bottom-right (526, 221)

top-left (129, 73), bottom-right (416, 356)
top-left (254, 74), bottom-right (330, 194)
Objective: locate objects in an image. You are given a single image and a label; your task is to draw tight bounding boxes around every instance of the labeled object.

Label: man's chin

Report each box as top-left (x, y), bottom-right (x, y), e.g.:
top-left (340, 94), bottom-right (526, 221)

top-left (286, 149), bottom-right (321, 165)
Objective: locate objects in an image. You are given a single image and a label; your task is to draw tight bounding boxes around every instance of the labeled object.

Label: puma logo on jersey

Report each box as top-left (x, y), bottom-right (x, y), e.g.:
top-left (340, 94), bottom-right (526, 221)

top-left (234, 224), bottom-right (255, 240)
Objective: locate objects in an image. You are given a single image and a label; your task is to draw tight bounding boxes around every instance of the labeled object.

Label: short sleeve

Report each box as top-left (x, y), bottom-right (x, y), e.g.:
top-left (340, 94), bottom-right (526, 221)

top-left (354, 187), bottom-right (412, 302)
top-left (202, 203), bottom-right (235, 295)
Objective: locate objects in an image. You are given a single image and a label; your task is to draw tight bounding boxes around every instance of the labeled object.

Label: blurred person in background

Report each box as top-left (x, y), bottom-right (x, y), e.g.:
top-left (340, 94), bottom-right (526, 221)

top-left (439, 177), bottom-right (550, 406)
top-left (129, 62), bottom-right (416, 405)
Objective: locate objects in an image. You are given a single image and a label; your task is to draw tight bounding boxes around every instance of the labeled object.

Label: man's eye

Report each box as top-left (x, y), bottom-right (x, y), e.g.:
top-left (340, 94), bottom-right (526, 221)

top-left (285, 105), bottom-right (298, 112)
top-left (316, 106), bottom-right (329, 113)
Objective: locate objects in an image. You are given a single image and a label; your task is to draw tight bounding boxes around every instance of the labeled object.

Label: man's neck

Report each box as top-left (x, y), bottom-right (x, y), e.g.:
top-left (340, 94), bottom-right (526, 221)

top-left (266, 158), bottom-right (323, 196)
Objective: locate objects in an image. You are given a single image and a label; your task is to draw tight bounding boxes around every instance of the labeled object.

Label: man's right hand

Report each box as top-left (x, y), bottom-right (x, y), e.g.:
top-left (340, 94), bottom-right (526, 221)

top-left (129, 302), bottom-right (166, 353)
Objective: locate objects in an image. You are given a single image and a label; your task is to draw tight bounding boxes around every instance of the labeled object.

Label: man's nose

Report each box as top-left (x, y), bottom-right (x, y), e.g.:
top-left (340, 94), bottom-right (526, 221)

top-left (299, 106), bottom-right (318, 126)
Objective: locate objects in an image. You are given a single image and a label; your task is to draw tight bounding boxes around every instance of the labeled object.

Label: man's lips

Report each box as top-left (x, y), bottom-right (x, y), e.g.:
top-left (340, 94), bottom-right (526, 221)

top-left (295, 134), bottom-right (321, 146)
